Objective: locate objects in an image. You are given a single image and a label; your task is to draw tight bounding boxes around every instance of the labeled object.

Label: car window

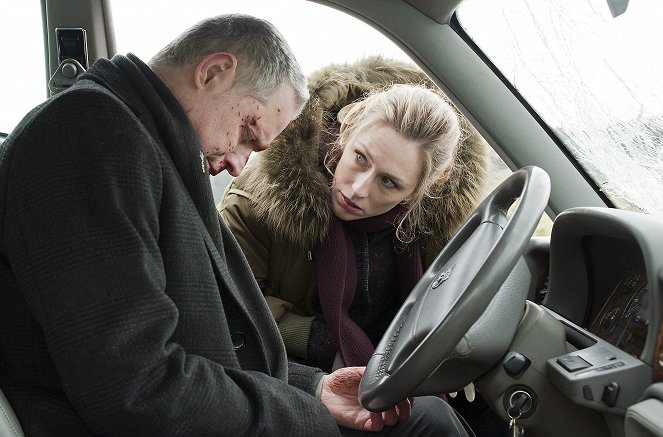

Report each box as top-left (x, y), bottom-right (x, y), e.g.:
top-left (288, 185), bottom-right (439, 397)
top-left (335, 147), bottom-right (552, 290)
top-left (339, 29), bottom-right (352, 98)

top-left (0, 1), bottom-right (46, 134)
top-left (110, 0), bottom-right (553, 234)
top-left (457, 0), bottom-right (663, 217)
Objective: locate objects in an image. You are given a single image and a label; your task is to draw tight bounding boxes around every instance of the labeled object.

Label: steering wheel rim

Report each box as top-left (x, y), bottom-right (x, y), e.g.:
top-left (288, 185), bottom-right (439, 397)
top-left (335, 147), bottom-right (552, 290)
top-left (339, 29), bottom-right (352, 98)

top-left (359, 166), bottom-right (551, 412)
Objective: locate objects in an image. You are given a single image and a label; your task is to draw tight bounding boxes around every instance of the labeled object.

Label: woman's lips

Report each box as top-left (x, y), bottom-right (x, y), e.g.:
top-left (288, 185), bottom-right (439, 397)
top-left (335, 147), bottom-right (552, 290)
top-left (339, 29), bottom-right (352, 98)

top-left (338, 192), bottom-right (362, 213)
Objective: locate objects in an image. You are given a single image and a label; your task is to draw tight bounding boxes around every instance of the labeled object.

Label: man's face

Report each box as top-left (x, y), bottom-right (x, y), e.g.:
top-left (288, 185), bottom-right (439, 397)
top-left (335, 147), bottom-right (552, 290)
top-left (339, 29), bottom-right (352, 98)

top-left (191, 81), bottom-right (299, 176)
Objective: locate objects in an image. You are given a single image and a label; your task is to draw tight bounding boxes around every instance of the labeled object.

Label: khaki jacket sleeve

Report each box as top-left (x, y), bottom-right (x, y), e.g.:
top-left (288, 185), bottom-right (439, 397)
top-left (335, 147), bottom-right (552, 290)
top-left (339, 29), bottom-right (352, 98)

top-left (219, 185), bottom-right (270, 289)
top-left (267, 296), bottom-right (314, 360)
top-left (219, 185), bottom-right (314, 360)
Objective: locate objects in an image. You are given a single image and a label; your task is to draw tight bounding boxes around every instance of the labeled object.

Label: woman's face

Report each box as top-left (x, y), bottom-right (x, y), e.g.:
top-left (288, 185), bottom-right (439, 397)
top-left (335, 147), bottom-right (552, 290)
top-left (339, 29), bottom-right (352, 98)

top-left (331, 121), bottom-right (423, 221)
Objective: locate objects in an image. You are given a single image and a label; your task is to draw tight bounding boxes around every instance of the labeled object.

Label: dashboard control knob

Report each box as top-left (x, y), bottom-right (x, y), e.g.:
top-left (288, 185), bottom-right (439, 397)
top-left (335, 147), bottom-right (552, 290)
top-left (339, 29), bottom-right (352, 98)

top-left (601, 382), bottom-right (619, 407)
top-left (503, 351), bottom-right (531, 379)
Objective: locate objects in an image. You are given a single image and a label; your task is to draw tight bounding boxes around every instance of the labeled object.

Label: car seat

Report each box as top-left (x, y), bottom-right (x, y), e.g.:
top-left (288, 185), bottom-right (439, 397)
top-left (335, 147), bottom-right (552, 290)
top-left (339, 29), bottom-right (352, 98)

top-left (0, 387), bottom-right (24, 437)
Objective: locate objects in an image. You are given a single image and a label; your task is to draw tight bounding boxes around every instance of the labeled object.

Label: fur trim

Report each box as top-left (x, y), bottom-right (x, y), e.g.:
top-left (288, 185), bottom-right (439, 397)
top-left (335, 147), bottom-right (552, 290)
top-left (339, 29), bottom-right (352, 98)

top-left (233, 56), bottom-right (488, 248)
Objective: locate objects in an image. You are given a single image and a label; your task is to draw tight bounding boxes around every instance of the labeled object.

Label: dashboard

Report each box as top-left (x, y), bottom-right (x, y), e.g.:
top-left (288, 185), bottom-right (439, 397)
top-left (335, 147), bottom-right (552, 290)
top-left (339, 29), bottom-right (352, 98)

top-left (534, 207), bottom-right (663, 413)
top-left (472, 206), bottom-right (663, 435)
top-left (543, 208), bottom-right (662, 364)
top-left (585, 238), bottom-right (651, 358)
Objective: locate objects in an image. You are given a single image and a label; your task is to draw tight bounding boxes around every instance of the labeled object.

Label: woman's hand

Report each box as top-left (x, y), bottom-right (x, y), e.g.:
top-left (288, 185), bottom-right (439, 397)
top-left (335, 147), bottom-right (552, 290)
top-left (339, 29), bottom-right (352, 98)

top-left (320, 366), bottom-right (413, 431)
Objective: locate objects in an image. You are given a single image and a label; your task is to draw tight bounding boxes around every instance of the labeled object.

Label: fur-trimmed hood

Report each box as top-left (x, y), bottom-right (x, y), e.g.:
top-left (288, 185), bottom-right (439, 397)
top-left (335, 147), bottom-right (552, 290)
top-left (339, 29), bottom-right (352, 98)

top-left (231, 56), bottom-right (488, 249)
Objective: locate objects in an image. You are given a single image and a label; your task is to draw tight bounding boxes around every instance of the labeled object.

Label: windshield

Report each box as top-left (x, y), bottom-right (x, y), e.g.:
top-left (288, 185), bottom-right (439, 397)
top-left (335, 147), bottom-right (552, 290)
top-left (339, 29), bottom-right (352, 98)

top-left (457, 0), bottom-right (663, 216)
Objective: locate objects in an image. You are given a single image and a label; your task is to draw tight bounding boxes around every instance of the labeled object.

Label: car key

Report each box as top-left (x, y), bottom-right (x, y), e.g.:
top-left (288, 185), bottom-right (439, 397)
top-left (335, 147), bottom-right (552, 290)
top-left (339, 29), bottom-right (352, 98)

top-left (507, 391), bottom-right (528, 437)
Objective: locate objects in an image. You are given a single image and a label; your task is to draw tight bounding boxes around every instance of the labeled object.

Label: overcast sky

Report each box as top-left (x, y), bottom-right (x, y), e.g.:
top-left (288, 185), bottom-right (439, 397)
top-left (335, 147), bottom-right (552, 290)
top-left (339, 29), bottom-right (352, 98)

top-left (0, 0), bottom-right (412, 132)
top-left (111, 0), bottom-right (412, 76)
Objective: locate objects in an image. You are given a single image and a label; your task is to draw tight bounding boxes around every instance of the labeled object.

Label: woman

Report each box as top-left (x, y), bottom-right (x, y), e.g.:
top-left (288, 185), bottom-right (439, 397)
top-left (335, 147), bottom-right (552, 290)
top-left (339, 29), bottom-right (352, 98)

top-left (220, 56), bottom-right (506, 436)
top-left (219, 56), bottom-right (488, 371)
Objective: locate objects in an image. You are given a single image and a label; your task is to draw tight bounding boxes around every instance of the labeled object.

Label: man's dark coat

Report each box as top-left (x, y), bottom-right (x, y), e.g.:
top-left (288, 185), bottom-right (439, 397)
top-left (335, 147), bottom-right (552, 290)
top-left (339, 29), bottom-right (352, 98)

top-left (0, 54), bottom-right (338, 436)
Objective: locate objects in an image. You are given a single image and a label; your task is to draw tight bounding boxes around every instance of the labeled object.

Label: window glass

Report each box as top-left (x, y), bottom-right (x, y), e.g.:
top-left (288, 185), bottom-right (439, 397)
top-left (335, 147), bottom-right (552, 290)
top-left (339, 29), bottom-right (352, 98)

top-left (110, 1), bottom-right (545, 236)
top-left (0, 1), bottom-right (47, 134)
top-left (457, 0), bottom-right (663, 217)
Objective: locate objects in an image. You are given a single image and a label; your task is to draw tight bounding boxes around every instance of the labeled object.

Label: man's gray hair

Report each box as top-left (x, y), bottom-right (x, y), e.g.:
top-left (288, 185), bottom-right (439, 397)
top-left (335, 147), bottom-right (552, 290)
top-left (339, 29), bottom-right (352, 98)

top-left (150, 14), bottom-right (308, 109)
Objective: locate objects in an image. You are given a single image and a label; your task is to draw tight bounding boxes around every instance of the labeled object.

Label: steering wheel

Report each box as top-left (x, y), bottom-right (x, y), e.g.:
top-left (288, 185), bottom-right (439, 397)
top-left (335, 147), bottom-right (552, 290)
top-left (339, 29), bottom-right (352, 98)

top-left (359, 166), bottom-right (551, 411)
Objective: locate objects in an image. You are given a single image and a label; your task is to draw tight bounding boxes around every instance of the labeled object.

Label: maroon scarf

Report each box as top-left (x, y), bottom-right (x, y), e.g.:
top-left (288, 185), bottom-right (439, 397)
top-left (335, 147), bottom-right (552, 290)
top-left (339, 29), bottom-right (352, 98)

top-left (314, 207), bottom-right (422, 367)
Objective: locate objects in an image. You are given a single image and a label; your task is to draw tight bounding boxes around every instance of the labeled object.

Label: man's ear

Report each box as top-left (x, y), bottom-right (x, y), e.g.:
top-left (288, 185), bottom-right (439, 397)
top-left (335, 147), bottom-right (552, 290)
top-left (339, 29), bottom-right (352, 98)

top-left (194, 52), bottom-right (237, 92)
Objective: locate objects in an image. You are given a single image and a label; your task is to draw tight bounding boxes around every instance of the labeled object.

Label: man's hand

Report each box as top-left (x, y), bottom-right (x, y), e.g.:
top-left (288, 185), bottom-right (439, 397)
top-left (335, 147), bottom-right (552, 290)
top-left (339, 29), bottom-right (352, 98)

top-left (320, 366), bottom-right (412, 431)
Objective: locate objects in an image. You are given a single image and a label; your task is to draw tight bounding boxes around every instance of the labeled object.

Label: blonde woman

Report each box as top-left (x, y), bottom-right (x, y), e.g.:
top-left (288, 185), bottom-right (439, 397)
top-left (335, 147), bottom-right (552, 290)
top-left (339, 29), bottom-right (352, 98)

top-left (221, 57), bottom-right (495, 436)
top-left (221, 58), bottom-right (487, 371)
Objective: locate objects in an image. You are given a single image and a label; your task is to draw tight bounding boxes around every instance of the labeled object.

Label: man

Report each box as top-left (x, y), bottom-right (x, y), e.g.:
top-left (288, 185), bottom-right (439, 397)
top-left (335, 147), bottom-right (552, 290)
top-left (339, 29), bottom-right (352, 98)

top-left (0, 14), bottom-right (471, 436)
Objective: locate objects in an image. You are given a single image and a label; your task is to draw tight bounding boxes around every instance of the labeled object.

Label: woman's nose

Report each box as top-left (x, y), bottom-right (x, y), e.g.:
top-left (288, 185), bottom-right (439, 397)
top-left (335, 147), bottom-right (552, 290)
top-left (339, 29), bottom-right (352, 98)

top-left (350, 173), bottom-right (371, 198)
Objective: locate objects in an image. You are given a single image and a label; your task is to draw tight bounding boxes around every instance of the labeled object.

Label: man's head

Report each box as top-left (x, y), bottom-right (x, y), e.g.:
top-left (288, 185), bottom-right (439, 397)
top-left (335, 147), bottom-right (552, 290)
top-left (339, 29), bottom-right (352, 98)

top-left (150, 14), bottom-right (308, 176)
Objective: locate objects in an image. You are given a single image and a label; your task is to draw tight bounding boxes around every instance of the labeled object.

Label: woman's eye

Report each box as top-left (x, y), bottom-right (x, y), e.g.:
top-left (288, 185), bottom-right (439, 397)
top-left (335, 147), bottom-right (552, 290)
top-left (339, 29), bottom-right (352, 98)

top-left (382, 176), bottom-right (396, 189)
top-left (355, 152), bottom-right (367, 166)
